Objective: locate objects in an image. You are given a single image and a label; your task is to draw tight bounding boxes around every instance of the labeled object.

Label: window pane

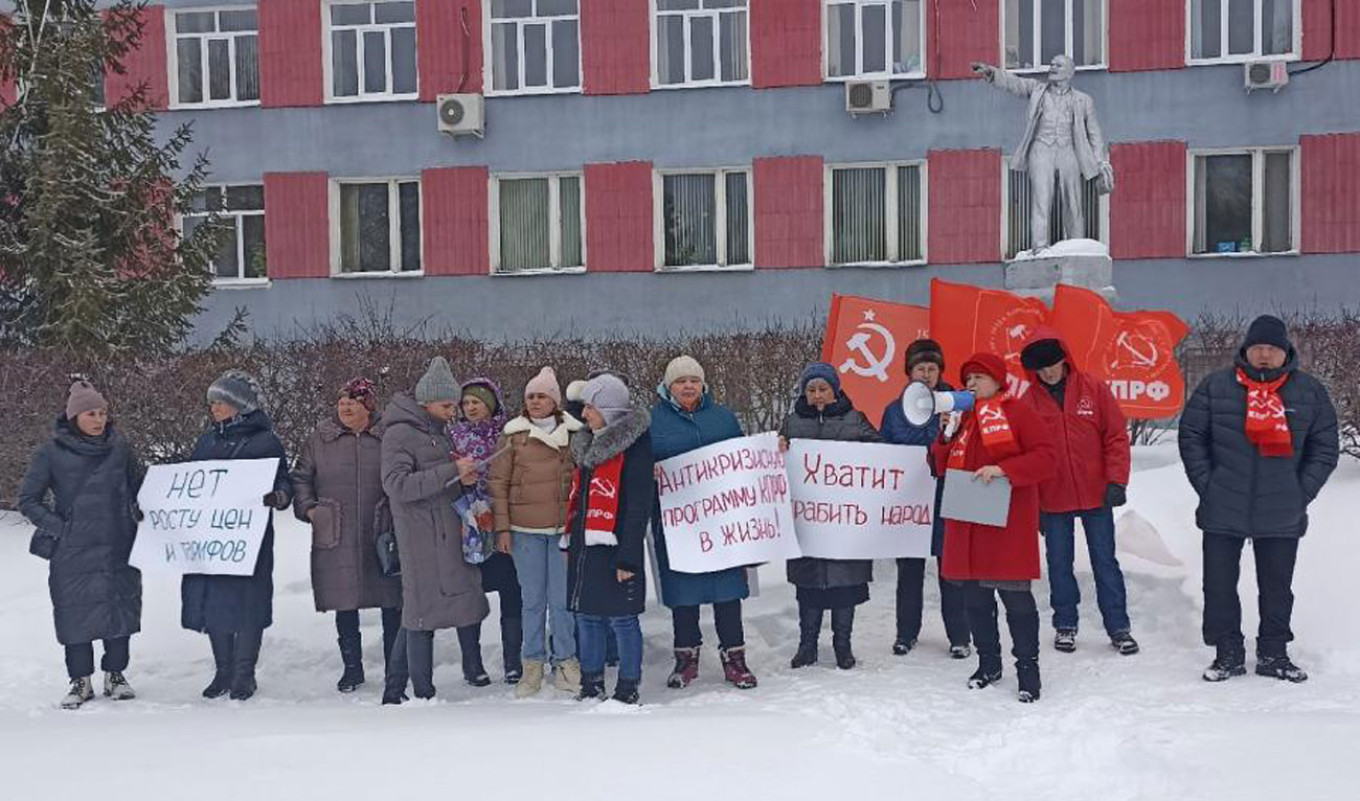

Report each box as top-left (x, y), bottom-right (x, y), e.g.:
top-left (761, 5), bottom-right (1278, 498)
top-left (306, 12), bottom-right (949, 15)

top-left (1262, 0), bottom-right (1293, 55)
top-left (827, 3), bottom-right (856, 77)
top-left (560, 176), bottom-right (583, 268)
top-left (375, 2), bottom-right (416, 24)
top-left (524, 23), bottom-right (548, 87)
top-left (1196, 154), bottom-right (1252, 254)
top-left (177, 12), bottom-right (217, 34)
top-left (189, 188), bottom-right (218, 213)
top-left (333, 30), bottom-right (359, 96)
top-left (500, 178), bottom-right (552, 271)
top-left (1073, 0), bottom-right (1102, 65)
top-left (392, 26), bottom-right (417, 93)
top-left (690, 15), bottom-right (716, 82)
top-left (363, 31), bottom-right (388, 93)
top-left (235, 35), bottom-right (260, 101)
top-left (725, 172), bottom-right (749, 265)
top-left (1227, 0), bottom-right (1254, 55)
top-left (538, 0), bottom-right (579, 14)
top-left (1262, 152), bottom-right (1292, 253)
top-left (703, 0), bottom-right (746, 7)
top-left (552, 19), bottom-right (580, 88)
top-left (492, 22), bottom-right (520, 91)
top-left (242, 215), bottom-right (267, 279)
top-left (897, 165), bottom-right (922, 261)
top-left (177, 38), bottom-right (203, 104)
top-left (225, 185), bottom-right (265, 211)
top-left (1192, 0), bottom-right (1221, 59)
top-left (208, 38), bottom-right (232, 101)
top-left (663, 174), bottom-right (718, 266)
top-left (219, 10), bottom-right (258, 32)
top-left (341, 184), bottom-right (391, 272)
top-left (1040, 0), bottom-right (1065, 65)
top-left (861, 4), bottom-right (887, 74)
top-left (399, 182), bottom-right (421, 272)
top-left (832, 168), bottom-right (886, 263)
top-left (331, 3), bottom-right (373, 26)
top-left (492, 0), bottom-right (533, 16)
top-left (658, 15), bottom-right (686, 85)
top-left (719, 10), bottom-right (748, 82)
top-left (893, 0), bottom-right (922, 74)
top-left (214, 220), bottom-right (241, 279)
top-left (658, 0), bottom-right (700, 9)
top-left (1005, 0), bottom-right (1030, 68)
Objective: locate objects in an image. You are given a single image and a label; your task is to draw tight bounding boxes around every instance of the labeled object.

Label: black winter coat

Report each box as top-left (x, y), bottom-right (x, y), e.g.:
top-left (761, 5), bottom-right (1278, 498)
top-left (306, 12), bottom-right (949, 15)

top-left (180, 410), bottom-right (292, 634)
top-left (19, 419), bottom-right (145, 646)
top-left (1179, 350), bottom-right (1339, 539)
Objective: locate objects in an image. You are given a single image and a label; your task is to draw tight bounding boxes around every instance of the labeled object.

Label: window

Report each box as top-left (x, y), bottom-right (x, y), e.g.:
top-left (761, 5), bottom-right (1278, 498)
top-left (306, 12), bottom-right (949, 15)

top-left (656, 169), bottom-right (751, 269)
top-left (489, 0), bottom-right (580, 94)
top-left (171, 8), bottom-right (260, 106)
top-left (1004, 0), bottom-right (1105, 71)
top-left (825, 0), bottom-right (924, 79)
top-left (491, 174), bottom-right (584, 273)
top-left (827, 163), bottom-right (925, 265)
top-left (327, 2), bottom-right (418, 100)
top-left (335, 180), bottom-right (422, 274)
top-left (1004, 168), bottom-right (1105, 258)
top-left (1191, 148), bottom-right (1295, 256)
top-left (183, 185), bottom-right (267, 283)
top-left (1189, 0), bottom-right (1297, 62)
top-left (654, 0), bottom-right (749, 87)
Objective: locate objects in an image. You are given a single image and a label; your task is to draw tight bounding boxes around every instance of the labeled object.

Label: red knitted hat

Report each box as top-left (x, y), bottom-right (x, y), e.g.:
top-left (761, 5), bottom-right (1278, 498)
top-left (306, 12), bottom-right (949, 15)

top-left (958, 352), bottom-right (1008, 386)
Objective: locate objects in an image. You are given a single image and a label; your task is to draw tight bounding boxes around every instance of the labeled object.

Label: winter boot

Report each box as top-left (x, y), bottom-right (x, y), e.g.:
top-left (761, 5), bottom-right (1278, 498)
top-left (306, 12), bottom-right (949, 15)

top-left (501, 616), bottom-right (524, 685)
top-left (667, 647), bottom-right (701, 689)
top-left (61, 676), bottom-right (94, 710)
top-left (1016, 658), bottom-right (1042, 703)
top-left (790, 603), bottom-right (823, 669)
top-left (968, 656), bottom-right (1004, 689)
top-left (1202, 642), bottom-right (1247, 682)
top-left (950, 644), bottom-right (973, 660)
top-left (229, 629), bottom-right (263, 701)
top-left (577, 672), bottom-right (606, 702)
top-left (892, 638), bottom-right (917, 656)
top-left (555, 658), bottom-right (582, 693)
top-left (1054, 629), bottom-right (1077, 653)
top-left (720, 646), bottom-right (758, 689)
top-left (203, 632), bottom-right (235, 699)
top-left (1256, 654), bottom-right (1308, 683)
top-left (103, 671), bottom-right (135, 701)
top-left (1110, 632), bottom-right (1140, 656)
top-left (458, 624), bottom-right (491, 687)
top-left (515, 660), bottom-right (545, 699)
top-left (336, 634), bottom-right (365, 693)
top-left (831, 607), bottom-right (856, 670)
top-left (611, 679), bottom-right (640, 705)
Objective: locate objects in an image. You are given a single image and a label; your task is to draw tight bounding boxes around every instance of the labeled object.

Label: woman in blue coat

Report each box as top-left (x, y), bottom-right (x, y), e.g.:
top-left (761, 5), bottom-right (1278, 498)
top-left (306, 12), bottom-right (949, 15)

top-left (181, 371), bottom-right (293, 702)
top-left (650, 356), bottom-right (757, 690)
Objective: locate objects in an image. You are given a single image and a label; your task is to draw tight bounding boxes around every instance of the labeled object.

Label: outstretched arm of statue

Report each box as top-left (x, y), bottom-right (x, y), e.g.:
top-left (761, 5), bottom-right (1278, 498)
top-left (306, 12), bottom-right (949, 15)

top-left (970, 62), bottom-right (1040, 98)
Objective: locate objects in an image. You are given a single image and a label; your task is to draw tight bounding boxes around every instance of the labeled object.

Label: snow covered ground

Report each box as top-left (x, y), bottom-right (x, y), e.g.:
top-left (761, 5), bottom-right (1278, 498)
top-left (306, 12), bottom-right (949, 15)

top-left (2, 445), bottom-right (1358, 801)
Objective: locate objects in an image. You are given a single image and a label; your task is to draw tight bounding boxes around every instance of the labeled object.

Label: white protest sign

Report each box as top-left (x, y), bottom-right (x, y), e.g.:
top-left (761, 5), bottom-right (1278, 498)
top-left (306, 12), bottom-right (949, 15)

top-left (787, 440), bottom-right (934, 559)
top-left (130, 458), bottom-right (280, 576)
top-left (655, 432), bottom-right (801, 574)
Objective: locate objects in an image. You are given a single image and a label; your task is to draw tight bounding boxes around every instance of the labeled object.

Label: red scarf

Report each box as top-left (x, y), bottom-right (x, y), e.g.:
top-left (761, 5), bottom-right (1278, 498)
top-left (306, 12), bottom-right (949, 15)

top-left (948, 394), bottom-right (1020, 469)
top-left (567, 452), bottom-right (625, 546)
top-left (1236, 369), bottom-right (1293, 458)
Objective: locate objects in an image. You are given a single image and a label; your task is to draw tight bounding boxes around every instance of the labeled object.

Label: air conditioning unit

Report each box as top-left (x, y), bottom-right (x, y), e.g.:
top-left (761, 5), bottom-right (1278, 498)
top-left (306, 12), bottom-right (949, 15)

top-left (437, 93), bottom-right (484, 138)
top-left (1244, 60), bottom-right (1288, 92)
top-left (845, 80), bottom-right (891, 115)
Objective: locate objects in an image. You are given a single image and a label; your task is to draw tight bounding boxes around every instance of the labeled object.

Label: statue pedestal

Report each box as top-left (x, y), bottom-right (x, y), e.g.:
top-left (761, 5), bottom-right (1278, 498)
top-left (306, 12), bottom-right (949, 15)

top-left (1004, 238), bottom-right (1114, 303)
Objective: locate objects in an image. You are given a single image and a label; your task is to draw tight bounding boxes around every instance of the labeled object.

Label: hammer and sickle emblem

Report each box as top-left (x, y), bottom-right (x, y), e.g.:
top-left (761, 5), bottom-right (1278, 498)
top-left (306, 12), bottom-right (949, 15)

top-left (1110, 330), bottom-right (1159, 371)
top-left (589, 478), bottom-right (618, 499)
top-left (839, 310), bottom-right (897, 383)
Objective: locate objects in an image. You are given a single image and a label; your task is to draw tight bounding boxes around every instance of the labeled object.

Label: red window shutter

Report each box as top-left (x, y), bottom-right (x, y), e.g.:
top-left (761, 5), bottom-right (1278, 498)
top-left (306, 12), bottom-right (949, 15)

top-left (1108, 141), bottom-right (1187, 260)
top-left (750, 0), bottom-right (822, 89)
top-left (1109, 0), bottom-right (1185, 72)
top-left (753, 156), bottom-right (824, 269)
top-left (259, 0), bottom-right (324, 108)
top-left (105, 5), bottom-right (169, 109)
top-left (927, 149), bottom-right (1001, 264)
top-left (417, 0), bottom-right (482, 100)
top-left (422, 166), bottom-right (489, 276)
top-left (584, 161), bottom-right (654, 272)
top-left (0, 15), bottom-right (12, 107)
top-left (1302, 133), bottom-right (1360, 253)
top-left (926, 0), bottom-right (999, 81)
top-left (1304, 0), bottom-right (1360, 61)
top-left (581, 0), bottom-right (650, 95)
top-left (264, 172), bottom-right (331, 279)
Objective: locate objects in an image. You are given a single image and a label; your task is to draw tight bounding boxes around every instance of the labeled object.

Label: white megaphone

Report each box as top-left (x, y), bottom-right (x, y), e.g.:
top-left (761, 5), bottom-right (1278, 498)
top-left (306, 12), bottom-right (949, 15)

top-left (901, 382), bottom-right (975, 427)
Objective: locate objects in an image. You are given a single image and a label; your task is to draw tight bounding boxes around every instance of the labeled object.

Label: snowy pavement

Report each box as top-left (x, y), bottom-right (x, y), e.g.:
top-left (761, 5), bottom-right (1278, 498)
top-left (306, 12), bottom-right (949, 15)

top-left (2, 446), bottom-right (1358, 801)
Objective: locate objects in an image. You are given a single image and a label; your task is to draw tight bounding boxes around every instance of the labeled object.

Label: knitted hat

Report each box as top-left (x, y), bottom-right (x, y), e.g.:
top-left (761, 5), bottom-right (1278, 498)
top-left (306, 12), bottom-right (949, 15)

top-left (340, 377), bottom-right (377, 411)
top-left (663, 355), bottom-right (705, 388)
top-left (65, 380), bottom-right (108, 421)
top-left (565, 379), bottom-right (588, 403)
top-left (462, 383), bottom-right (499, 416)
top-left (207, 370), bottom-right (265, 415)
top-left (415, 357), bottom-right (459, 404)
top-left (524, 367), bottom-right (562, 406)
top-left (1020, 338), bottom-right (1067, 371)
top-left (799, 362), bottom-right (841, 394)
top-left (905, 338), bottom-right (946, 372)
top-left (581, 373), bottom-right (632, 426)
top-left (1243, 315), bottom-right (1291, 352)
top-left (959, 353), bottom-right (1008, 386)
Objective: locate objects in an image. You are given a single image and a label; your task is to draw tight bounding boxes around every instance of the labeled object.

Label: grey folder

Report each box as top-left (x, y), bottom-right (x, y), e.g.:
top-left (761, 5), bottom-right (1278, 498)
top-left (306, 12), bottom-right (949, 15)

top-left (940, 469), bottom-right (1012, 527)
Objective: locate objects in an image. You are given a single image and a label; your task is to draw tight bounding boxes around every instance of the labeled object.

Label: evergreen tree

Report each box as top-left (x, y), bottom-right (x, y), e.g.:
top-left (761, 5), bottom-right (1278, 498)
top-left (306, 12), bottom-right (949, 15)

top-left (0, 0), bottom-right (223, 356)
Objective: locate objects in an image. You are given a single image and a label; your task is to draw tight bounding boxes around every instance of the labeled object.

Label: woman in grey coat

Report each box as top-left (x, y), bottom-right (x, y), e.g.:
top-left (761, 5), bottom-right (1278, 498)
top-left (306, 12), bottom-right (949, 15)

top-left (19, 381), bottom-right (145, 709)
top-left (779, 363), bottom-right (881, 671)
top-left (379, 357), bottom-right (490, 703)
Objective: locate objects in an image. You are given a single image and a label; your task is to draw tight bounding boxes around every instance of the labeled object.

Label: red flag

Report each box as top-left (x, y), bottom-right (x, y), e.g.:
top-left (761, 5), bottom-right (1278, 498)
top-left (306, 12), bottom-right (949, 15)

top-left (821, 294), bottom-right (931, 426)
top-left (929, 279), bottom-right (1049, 396)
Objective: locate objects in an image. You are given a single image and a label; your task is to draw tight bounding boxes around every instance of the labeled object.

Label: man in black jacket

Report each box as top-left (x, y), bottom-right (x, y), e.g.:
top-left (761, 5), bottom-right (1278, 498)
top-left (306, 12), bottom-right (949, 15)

top-left (1179, 316), bottom-right (1338, 683)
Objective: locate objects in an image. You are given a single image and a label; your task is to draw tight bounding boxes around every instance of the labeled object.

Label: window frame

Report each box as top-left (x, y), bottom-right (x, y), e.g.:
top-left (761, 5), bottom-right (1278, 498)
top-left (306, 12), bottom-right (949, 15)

top-left (484, 0), bottom-right (583, 97)
top-left (329, 177), bottom-right (425, 277)
top-left (165, 5), bottom-right (263, 109)
top-left (1000, 157), bottom-right (1110, 259)
top-left (1185, 0), bottom-right (1302, 66)
top-left (652, 166), bottom-right (754, 272)
top-left (650, 0), bottom-right (752, 90)
top-left (181, 183), bottom-right (269, 287)
top-left (822, 0), bottom-right (927, 82)
top-left (323, 1), bottom-right (420, 104)
top-left (823, 160), bottom-right (929, 268)
top-left (999, 0), bottom-right (1109, 74)
top-left (488, 171), bottom-right (588, 276)
top-left (1185, 146), bottom-right (1300, 259)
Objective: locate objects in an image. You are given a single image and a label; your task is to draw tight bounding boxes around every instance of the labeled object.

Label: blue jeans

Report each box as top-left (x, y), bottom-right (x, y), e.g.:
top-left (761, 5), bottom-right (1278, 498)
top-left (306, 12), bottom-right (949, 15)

top-left (577, 614), bottom-right (642, 682)
top-left (511, 532), bottom-right (576, 664)
top-left (1042, 508), bottom-right (1131, 635)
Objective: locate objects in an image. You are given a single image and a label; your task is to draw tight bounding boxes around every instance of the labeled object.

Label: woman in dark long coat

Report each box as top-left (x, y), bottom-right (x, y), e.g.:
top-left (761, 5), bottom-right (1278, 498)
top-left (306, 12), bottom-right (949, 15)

top-left (19, 381), bottom-right (145, 709)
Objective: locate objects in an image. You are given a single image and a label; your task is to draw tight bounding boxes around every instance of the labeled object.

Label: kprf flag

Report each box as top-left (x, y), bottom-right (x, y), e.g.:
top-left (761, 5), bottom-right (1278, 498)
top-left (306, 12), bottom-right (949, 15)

top-left (929, 279), bottom-right (1049, 395)
top-left (821, 294), bottom-right (930, 426)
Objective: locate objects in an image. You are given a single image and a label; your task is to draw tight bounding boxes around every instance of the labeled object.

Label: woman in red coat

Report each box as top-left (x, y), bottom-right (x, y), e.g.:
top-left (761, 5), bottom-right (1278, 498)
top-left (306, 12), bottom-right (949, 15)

top-left (932, 353), bottom-right (1056, 702)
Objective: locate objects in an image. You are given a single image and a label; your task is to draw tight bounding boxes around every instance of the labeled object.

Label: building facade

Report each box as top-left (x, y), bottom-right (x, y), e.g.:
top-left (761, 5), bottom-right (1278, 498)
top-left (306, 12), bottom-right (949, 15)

top-left (9, 1), bottom-right (1360, 339)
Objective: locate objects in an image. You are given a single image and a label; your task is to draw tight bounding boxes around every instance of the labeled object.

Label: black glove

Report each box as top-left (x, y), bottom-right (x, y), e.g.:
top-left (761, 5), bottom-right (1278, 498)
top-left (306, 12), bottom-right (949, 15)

top-left (132, 507), bottom-right (145, 523)
top-left (1104, 483), bottom-right (1127, 509)
top-left (262, 490), bottom-right (291, 510)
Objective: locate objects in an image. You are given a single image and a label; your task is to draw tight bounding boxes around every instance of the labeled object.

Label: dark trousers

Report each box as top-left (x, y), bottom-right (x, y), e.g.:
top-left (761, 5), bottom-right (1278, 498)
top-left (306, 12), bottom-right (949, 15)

top-left (1202, 533), bottom-right (1300, 656)
top-left (895, 557), bottom-right (971, 647)
top-left (385, 628), bottom-right (438, 699)
top-left (334, 607), bottom-right (403, 666)
top-left (672, 600), bottom-right (745, 650)
top-left (462, 553), bottom-right (524, 672)
top-left (1042, 509), bottom-right (1131, 635)
top-left (966, 582), bottom-right (1039, 665)
top-left (64, 636), bottom-right (130, 680)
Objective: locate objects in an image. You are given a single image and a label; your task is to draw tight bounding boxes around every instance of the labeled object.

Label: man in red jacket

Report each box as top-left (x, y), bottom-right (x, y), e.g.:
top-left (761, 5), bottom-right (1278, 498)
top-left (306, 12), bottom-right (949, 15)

top-left (1020, 332), bottom-right (1137, 656)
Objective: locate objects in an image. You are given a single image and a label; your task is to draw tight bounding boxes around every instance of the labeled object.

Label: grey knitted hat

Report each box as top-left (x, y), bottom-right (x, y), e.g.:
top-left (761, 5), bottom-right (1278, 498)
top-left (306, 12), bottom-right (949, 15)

top-left (581, 373), bottom-right (632, 426)
top-left (415, 356), bottom-right (460, 404)
top-left (207, 370), bottom-right (265, 415)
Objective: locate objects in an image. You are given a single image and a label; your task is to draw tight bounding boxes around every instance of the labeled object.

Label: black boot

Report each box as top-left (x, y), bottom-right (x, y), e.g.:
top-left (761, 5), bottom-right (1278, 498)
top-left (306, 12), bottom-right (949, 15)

top-left (966, 584), bottom-right (1003, 689)
top-left (382, 628), bottom-right (410, 705)
top-left (1203, 640), bottom-right (1247, 682)
top-left (831, 606), bottom-right (856, 670)
top-left (612, 678), bottom-right (640, 705)
top-left (501, 616), bottom-right (524, 685)
top-left (1016, 658), bottom-right (1042, 702)
top-left (337, 634), bottom-right (365, 693)
top-left (577, 672), bottom-right (606, 701)
top-left (229, 629), bottom-right (263, 701)
top-left (458, 624), bottom-right (491, 687)
top-left (203, 632), bottom-right (234, 699)
top-left (406, 629), bottom-right (436, 700)
top-left (790, 603), bottom-right (822, 669)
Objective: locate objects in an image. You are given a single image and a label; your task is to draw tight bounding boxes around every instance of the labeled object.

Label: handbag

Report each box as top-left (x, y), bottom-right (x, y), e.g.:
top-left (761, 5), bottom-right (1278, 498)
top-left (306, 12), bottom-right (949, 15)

top-left (373, 497), bottom-right (401, 577)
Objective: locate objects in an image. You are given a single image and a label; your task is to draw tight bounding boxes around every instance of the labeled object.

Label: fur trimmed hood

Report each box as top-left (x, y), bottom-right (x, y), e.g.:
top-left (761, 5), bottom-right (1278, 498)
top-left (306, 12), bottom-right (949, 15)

top-left (571, 407), bottom-right (652, 469)
top-left (503, 412), bottom-right (583, 450)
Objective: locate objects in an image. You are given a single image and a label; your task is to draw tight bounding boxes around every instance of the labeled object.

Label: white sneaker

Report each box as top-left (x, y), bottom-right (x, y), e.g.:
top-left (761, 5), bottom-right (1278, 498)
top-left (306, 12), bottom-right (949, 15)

top-left (61, 676), bottom-right (94, 710)
top-left (554, 658), bottom-right (581, 693)
top-left (515, 661), bottom-right (545, 699)
top-left (103, 671), bottom-right (136, 701)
